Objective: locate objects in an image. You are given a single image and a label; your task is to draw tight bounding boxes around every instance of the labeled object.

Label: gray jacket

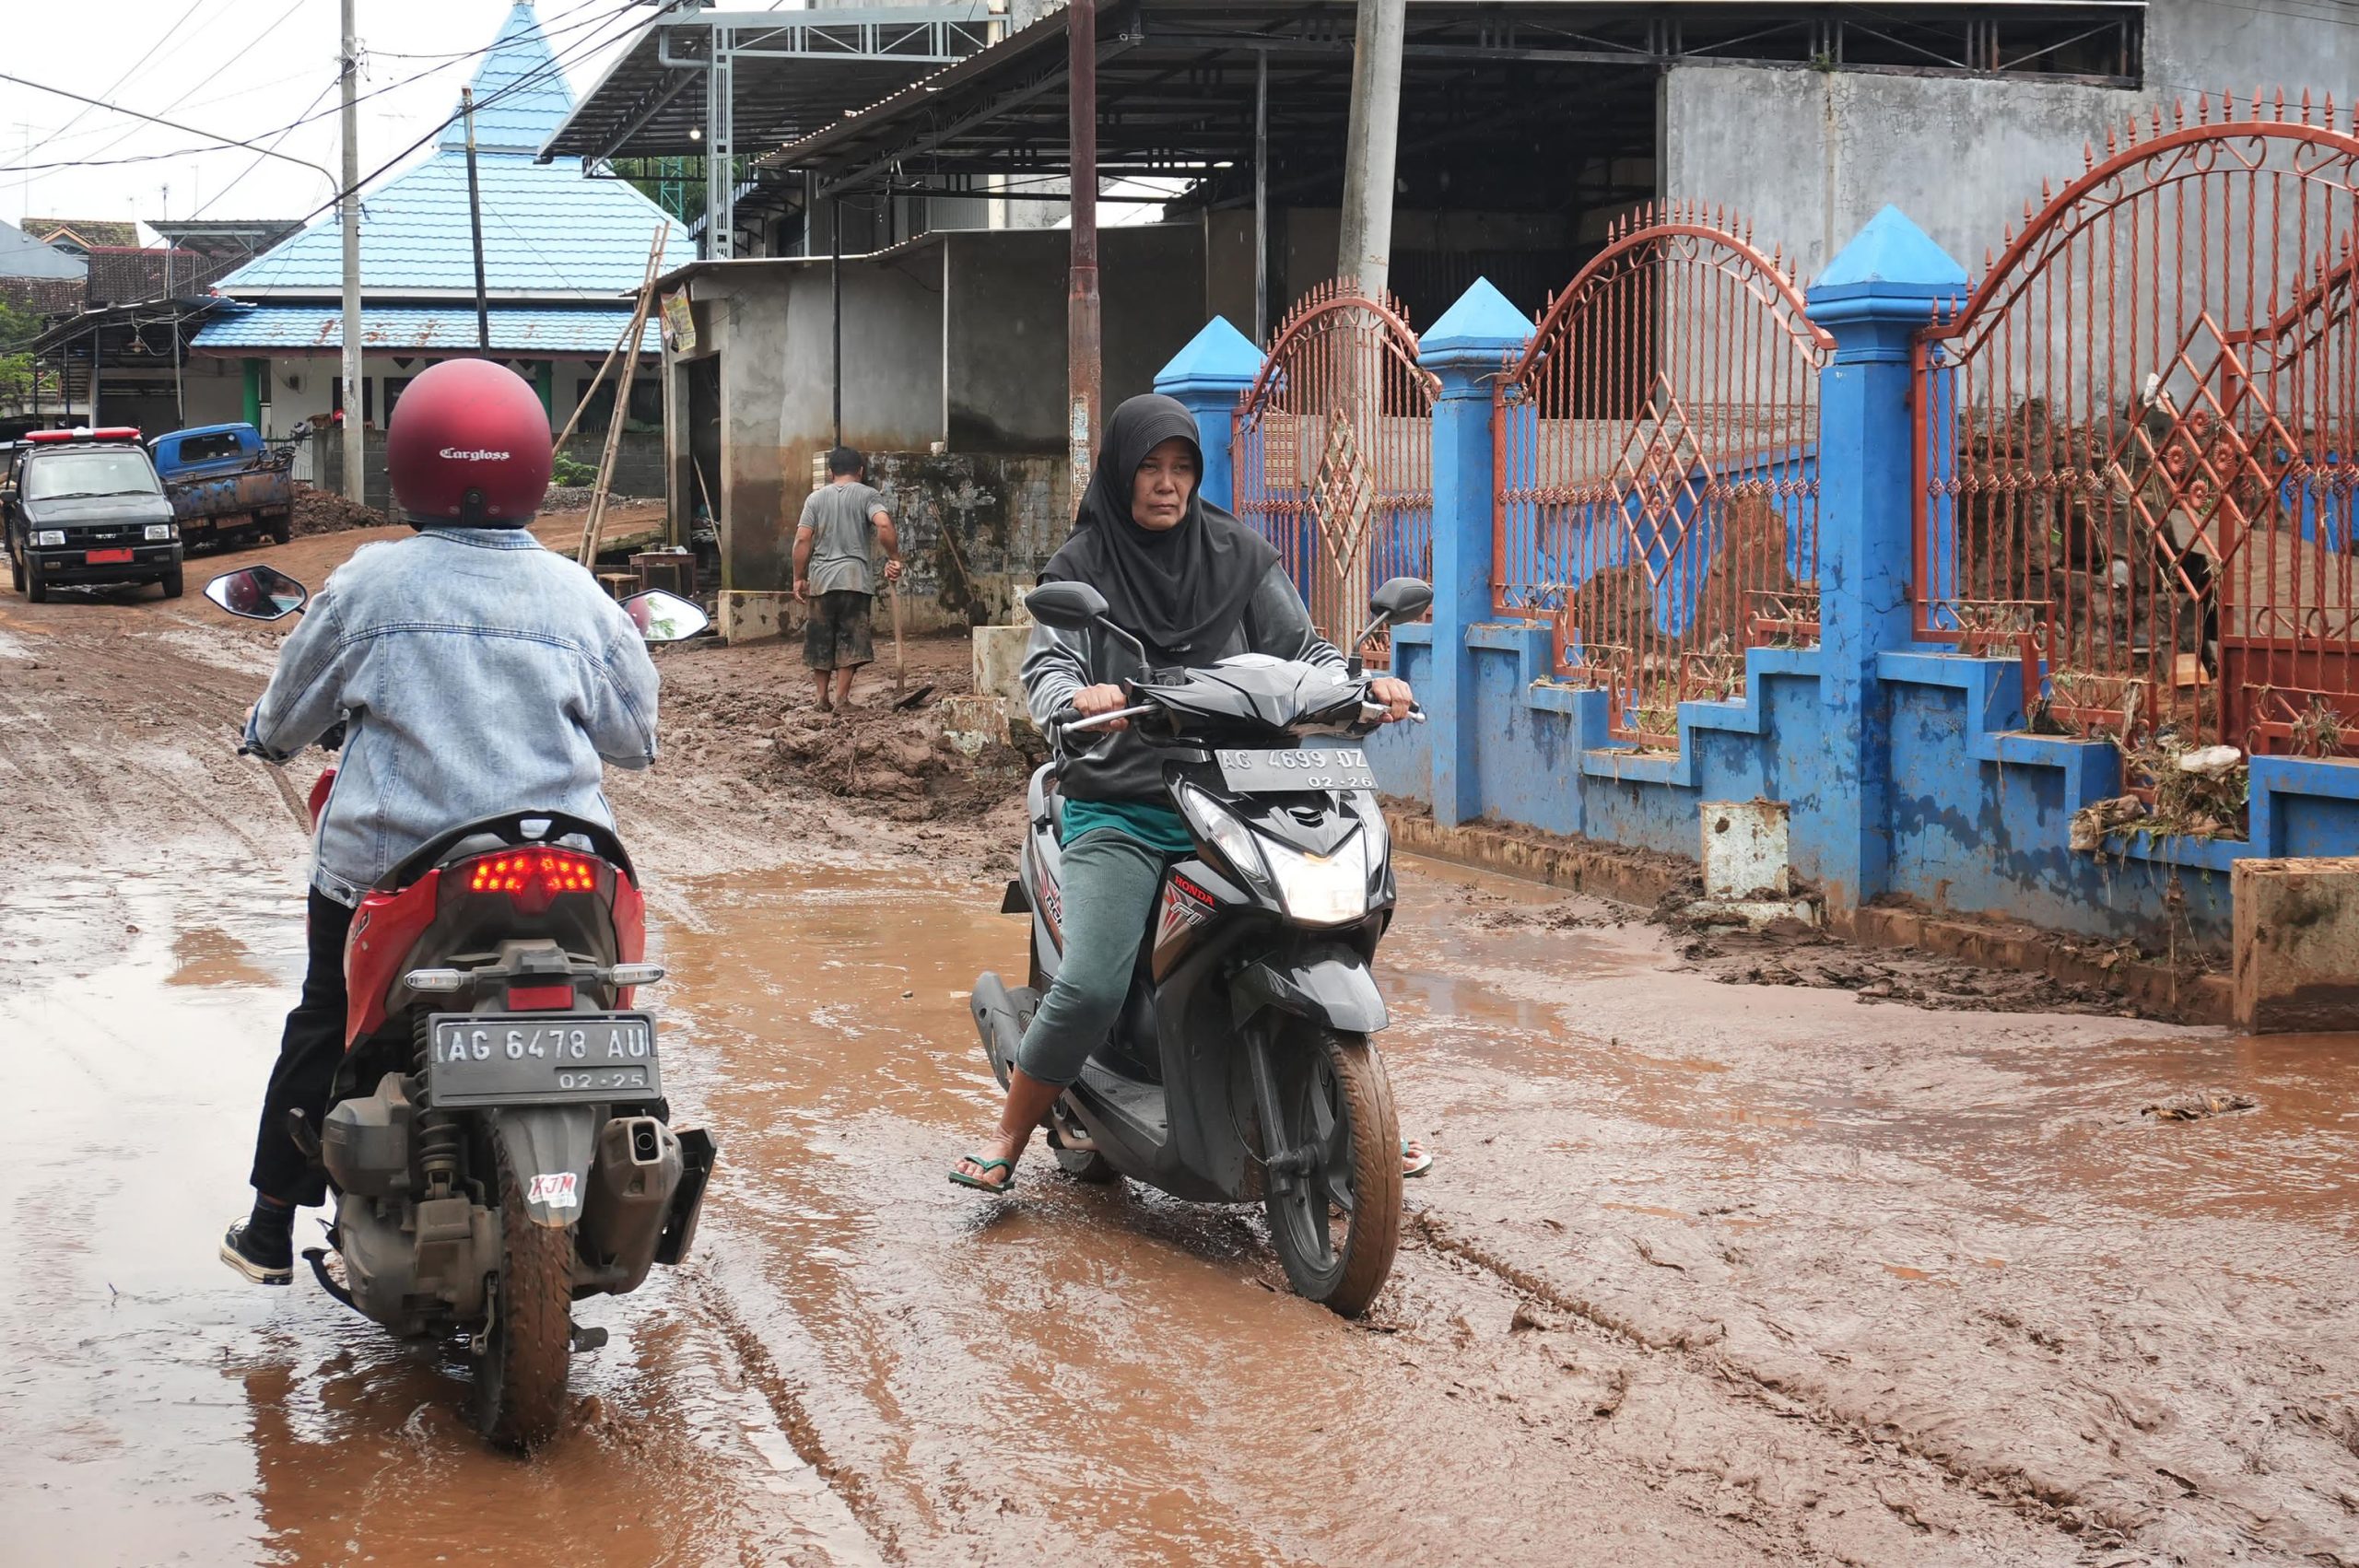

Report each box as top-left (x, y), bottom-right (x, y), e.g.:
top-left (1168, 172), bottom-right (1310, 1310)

top-left (1022, 562), bottom-right (1344, 802)
top-left (242, 527), bottom-right (660, 905)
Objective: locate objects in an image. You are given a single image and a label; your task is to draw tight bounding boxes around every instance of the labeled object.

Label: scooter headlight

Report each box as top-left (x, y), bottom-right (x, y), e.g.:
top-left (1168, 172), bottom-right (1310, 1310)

top-left (1260, 831), bottom-right (1369, 926)
top-left (1176, 782), bottom-right (1270, 890)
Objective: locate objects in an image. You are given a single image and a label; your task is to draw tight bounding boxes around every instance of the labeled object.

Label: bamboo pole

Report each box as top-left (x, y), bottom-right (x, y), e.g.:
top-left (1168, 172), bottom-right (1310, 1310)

top-left (577, 229), bottom-right (670, 568)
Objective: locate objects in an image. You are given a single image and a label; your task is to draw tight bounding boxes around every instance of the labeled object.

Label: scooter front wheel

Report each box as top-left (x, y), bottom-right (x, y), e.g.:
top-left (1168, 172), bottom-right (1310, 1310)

top-left (1262, 1027), bottom-right (1402, 1318)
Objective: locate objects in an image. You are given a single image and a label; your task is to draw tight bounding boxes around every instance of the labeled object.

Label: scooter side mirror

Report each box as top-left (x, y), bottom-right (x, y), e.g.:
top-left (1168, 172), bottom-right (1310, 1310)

top-left (205, 564), bottom-right (310, 621)
top-left (1025, 580), bottom-right (1109, 632)
top-left (1368, 577), bottom-right (1434, 624)
top-left (1344, 576), bottom-right (1435, 676)
top-left (621, 589), bottom-right (709, 644)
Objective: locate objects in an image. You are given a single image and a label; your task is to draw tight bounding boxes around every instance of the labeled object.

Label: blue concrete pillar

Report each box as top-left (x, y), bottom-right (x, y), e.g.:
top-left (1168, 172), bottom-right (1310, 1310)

top-left (1418, 280), bottom-right (1531, 827)
top-left (1805, 206), bottom-right (1967, 914)
top-left (1153, 315), bottom-right (1262, 512)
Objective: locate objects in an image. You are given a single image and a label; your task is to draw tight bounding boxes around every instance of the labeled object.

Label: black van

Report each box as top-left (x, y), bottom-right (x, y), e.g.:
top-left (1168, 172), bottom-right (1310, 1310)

top-left (6, 427), bottom-right (182, 602)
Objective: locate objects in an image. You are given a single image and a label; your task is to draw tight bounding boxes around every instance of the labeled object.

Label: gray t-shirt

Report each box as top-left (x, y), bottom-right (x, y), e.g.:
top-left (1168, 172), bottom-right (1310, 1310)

top-left (799, 481), bottom-right (890, 596)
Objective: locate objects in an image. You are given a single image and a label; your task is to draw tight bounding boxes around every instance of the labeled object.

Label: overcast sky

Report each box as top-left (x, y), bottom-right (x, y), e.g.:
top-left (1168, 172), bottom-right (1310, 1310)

top-left (0, 0), bottom-right (1169, 242)
top-left (0, 1), bottom-right (705, 238)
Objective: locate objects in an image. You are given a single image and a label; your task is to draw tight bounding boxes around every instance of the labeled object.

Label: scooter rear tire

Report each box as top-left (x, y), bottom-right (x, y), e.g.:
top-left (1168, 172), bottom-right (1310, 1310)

top-left (471, 1139), bottom-right (574, 1449)
top-left (1262, 1027), bottom-right (1402, 1318)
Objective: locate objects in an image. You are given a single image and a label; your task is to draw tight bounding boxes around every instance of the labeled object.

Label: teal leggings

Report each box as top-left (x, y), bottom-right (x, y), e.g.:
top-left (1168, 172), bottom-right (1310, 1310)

top-left (1016, 829), bottom-right (1167, 1087)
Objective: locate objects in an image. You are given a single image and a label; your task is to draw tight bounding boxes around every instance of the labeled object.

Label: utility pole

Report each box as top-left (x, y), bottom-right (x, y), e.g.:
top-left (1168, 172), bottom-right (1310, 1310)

top-left (1066, 0), bottom-right (1101, 502)
top-left (339, 0), bottom-right (365, 504)
top-left (1336, 0), bottom-right (1405, 302)
top-left (462, 88), bottom-right (490, 354)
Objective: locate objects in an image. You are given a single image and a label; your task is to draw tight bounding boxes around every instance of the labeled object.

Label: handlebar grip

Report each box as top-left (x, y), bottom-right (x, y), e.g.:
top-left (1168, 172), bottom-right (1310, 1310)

top-left (1048, 705), bottom-right (1083, 729)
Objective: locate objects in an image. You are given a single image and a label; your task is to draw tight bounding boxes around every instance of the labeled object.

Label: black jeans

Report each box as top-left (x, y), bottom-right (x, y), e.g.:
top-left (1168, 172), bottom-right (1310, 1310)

top-left (248, 889), bottom-right (356, 1206)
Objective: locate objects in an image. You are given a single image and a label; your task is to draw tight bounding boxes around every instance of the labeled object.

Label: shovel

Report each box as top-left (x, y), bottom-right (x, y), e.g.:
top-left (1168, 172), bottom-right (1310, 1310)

top-left (891, 577), bottom-right (906, 700)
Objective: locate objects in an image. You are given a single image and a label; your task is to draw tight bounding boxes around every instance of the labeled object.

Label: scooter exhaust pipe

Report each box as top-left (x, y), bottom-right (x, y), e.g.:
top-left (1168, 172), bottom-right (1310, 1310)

top-left (579, 1116), bottom-right (683, 1294)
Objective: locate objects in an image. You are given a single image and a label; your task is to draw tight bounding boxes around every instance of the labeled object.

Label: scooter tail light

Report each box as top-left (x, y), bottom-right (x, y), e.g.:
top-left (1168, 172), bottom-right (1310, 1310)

top-left (405, 967), bottom-right (464, 992)
top-left (457, 848), bottom-right (604, 914)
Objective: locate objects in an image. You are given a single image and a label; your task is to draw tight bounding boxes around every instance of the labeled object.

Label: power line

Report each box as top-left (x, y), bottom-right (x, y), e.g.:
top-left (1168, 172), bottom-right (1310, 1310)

top-left (36, 0), bottom-right (230, 149)
top-left (0, 0), bottom-right (645, 212)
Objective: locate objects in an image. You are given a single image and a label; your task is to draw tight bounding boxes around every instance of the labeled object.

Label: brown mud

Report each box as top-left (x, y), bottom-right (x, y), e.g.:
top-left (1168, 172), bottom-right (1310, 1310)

top-left (0, 521), bottom-right (2351, 1564)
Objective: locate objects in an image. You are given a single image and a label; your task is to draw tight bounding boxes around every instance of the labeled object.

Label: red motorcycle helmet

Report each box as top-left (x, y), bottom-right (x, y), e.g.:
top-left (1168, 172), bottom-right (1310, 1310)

top-left (383, 357), bottom-right (553, 525)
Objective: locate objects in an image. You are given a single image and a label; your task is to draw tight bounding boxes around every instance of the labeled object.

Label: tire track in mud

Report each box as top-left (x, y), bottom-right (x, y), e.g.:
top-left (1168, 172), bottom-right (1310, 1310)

top-left (675, 1248), bottom-right (908, 1566)
top-left (1404, 1210), bottom-right (2130, 1556)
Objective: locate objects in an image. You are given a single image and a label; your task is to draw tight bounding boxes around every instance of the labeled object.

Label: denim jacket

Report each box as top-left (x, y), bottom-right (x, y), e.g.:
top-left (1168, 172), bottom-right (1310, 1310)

top-left (243, 528), bottom-right (660, 906)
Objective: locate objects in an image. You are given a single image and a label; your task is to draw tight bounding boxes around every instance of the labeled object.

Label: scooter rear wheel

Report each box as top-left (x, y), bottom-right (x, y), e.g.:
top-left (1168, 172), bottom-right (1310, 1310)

top-left (1262, 1028), bottom-right (1402, 1318)
top-left (471, 1139), bottom-right (574, 1449)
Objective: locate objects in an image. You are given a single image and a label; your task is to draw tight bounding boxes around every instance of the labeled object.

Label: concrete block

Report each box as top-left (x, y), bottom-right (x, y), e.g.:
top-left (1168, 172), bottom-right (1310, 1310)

top-left (936, 694), bottom-right (1011, 757)
top-left (2234, 858), bottom-right (2359, 1033)
top-left (1702, 800), bottom-right (1790, 899)
top-left (972, 625), bottom-right (1030, 705)
top-left (719, 591), bottom-right (792, 646)
top-left (1696, 800), bottom-right (1815, 929)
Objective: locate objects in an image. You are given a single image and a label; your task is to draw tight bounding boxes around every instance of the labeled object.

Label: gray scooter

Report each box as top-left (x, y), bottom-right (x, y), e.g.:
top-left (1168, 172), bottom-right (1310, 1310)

top-left (969, 577), bottom-right (1431, 1316)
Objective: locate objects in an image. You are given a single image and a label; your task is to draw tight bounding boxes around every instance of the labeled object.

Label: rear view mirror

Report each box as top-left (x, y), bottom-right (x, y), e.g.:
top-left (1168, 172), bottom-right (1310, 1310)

top-left (622, 589), bottom-right (709, 644)
top-left (1368, 577), bottom-right (1434, 624)
top-left (205, 564), bottom-right (309, 621)
top-left (1025, 580), bottom-right (1109, 631)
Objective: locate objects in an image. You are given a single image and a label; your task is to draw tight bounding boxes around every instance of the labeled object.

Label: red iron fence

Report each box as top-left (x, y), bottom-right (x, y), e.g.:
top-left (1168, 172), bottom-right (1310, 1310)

top-left (1233, 282), bottom-right (1438, 665)
top-left (1915, 94), bottom-right (2359, 757)
top-left (1494, 205), bottom-right (1832, 749)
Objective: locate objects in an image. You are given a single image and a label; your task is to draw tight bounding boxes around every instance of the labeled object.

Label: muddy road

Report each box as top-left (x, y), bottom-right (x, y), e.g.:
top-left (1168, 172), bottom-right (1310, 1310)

top-left (1, 526), bottom-right (2353, 1566)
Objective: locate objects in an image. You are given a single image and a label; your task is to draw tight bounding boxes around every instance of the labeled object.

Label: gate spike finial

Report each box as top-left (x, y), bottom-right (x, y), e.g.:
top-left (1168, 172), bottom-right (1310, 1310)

top-left (2303, 88), bottom-right (2315, 123)
top-left (2276, 88), bottom-right (2286, 122)
top-left (2196, 93), bottom-right (2208, 124)
top-left (2107, 126), bottom-right (2119, 155)
top-left (2171, 99), bottom-right (2185, 129)
top-left (2250, 88), bottom-right (2263, 121)
top-left (2328, 90), bottom-right (2340, 128)
top-left (1985, 244), bottom-right (1996, 272)
top-left (2083, 140), bottom-right (2095, 170)
top-left (2041, 177), bottom-right (2053, 203)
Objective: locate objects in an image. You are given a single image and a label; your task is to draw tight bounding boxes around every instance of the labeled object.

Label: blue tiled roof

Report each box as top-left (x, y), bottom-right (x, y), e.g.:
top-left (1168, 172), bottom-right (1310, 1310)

top-left (217, 3), bottom-right (689, 300)
top-left (190, 302), bottom-right (657, 356)
top-left (442, 2), bottom-right (576, 155)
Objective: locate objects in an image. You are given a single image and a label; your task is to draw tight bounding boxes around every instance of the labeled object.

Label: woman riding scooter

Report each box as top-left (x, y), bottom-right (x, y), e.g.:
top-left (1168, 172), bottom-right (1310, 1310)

top-left (950, 394), bottom-right (1430, 1193)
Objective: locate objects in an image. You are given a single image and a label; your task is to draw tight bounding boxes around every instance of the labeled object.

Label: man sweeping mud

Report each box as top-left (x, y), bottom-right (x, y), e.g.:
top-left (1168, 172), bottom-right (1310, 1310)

top-left (792, 446), bottom-right (904, 713)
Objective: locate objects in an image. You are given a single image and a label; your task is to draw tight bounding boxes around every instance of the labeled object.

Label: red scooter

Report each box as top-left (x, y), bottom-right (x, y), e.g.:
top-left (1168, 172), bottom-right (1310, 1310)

top-left (209, 564), bottom-right (715, 1448)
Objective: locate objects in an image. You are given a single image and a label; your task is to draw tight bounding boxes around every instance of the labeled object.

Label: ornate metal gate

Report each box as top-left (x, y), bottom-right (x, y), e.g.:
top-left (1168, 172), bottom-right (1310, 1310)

top-left (1916, 95), bottom-right (2359, 756)
top-left (1233, 282), bottom-right (1438, 664)
top-left (1495, 205), bottom-right (1832, 748)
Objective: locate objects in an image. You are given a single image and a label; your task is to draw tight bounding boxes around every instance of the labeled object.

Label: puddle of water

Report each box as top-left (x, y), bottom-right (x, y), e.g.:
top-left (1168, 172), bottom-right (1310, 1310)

top-left (0, 855), bottom-right (875, 1567)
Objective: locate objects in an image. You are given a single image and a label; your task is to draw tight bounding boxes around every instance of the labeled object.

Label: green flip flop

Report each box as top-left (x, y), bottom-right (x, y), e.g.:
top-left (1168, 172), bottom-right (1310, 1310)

top-left (949, 1155), bottom-right (1016, 1194)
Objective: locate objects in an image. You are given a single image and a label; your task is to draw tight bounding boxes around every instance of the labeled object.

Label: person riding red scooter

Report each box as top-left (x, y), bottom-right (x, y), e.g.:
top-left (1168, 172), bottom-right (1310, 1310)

top-left (221, 359), bottom-right (665, 1284)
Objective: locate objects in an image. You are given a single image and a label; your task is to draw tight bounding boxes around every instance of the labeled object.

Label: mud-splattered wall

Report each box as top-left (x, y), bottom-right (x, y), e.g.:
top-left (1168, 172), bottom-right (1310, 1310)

top-left (863, 451), bottom-right (1073, 630)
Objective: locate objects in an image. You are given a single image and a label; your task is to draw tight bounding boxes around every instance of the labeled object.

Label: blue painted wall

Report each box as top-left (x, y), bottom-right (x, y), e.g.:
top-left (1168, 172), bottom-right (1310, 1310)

top-left (1156, 217), bottom-right (2359, 954)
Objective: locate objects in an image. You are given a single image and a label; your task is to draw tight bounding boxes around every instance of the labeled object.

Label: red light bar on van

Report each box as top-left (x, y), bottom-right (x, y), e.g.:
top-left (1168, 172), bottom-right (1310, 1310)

top-left (22, 427), bottom-right (140, 443)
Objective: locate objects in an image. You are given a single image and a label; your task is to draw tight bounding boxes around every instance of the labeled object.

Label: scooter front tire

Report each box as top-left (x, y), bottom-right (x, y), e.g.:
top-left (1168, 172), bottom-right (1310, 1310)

top-left (1262, 1027), bottom-right (1402, 1319)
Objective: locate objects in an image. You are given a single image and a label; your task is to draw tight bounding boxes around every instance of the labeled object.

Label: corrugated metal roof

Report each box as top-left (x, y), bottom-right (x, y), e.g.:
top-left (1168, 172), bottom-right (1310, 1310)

top-left (443, 2), bottom-right (578, 155)
top-left (0, 218), bottom-right (87, 281)
top-left (189, 302), bottom-right (657, 356)
top-left (217, 2), bottom-right (688, 300)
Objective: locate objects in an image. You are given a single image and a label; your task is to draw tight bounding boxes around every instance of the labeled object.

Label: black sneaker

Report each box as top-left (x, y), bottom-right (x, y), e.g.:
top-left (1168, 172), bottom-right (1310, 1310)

top-left (219, 1215), bottom-right (293, 1286)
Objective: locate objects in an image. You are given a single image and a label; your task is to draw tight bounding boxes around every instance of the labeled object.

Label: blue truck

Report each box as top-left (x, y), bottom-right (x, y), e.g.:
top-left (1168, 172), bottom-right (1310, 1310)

top-left (148, 423), bottom-right (295, 549)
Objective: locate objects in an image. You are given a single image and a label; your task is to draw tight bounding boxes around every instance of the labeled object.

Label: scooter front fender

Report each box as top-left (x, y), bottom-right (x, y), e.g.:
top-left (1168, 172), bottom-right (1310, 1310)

top-left (1231, 945), bottom-right (1389, 1036)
